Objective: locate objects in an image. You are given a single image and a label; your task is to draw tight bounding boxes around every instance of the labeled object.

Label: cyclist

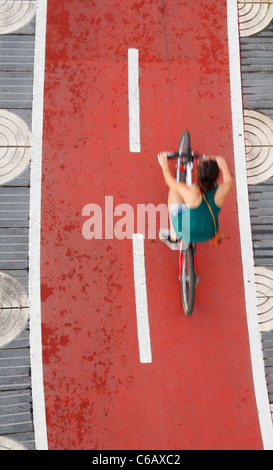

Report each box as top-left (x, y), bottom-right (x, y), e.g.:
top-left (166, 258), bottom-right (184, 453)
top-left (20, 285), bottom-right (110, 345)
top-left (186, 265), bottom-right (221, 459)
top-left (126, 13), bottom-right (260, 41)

top-left (157, 152), bottom-right (233, 249)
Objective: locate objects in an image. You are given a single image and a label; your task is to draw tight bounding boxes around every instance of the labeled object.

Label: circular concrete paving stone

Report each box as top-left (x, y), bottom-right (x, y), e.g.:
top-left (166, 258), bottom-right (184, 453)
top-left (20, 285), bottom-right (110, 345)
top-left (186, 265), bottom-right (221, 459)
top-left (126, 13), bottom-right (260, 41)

top-left (0, 272), bottom-right (29, 348)
top-left (238, 0), bottom-right (273, 37)
top-left (0, 1), bottom-right (36, 35)
top-left (0, 110), bottom-right (31, 184)
top-left (255, 266), bottom-right (273, 332)
top-left (243, 109), bottom-right (273, 184)
top-left (0, 436), bottom-right (27, 450)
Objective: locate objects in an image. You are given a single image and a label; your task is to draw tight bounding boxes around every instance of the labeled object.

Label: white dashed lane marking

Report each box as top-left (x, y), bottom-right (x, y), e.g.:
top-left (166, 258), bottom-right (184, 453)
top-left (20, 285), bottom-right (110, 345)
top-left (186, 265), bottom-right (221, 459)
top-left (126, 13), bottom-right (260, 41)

top-left (128, 48), bottom-right (141, 153)
top-left (132, 234), bottom-right (152, 364)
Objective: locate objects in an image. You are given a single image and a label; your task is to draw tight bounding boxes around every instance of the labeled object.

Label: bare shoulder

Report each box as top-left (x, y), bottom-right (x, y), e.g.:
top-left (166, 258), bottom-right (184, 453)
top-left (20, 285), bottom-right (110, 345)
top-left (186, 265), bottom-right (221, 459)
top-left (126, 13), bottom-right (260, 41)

top-left (184, 184), bottom-right (202, 208)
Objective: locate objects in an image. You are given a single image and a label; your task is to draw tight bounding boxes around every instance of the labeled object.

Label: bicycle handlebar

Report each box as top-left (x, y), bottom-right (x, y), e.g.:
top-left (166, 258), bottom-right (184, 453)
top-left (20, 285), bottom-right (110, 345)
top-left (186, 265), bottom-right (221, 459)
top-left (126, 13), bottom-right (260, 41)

top-left (167, 152), bottom-right (201, 161)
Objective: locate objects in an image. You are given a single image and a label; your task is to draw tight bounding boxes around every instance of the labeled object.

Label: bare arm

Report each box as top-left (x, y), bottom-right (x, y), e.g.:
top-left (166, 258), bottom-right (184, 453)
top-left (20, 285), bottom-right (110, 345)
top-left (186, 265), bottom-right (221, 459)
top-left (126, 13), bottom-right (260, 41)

top-left (157, 152), bottom-right (192, 201)
top-left (214, 157), bottom-right (233, 208)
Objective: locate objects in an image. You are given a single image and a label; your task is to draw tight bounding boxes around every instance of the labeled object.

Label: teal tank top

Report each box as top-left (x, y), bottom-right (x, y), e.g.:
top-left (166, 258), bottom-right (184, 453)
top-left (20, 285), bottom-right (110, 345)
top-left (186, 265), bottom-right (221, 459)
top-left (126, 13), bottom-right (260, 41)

top-left (171, 185), bottom-right (221, 243)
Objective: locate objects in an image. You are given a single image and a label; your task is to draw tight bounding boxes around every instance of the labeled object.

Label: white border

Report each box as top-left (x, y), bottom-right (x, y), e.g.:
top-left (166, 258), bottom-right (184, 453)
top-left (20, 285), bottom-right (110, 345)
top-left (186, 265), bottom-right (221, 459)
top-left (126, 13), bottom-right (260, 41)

top-left (29, 0), bottom-right (48, 450)
top-left (227, 0), bottom-right (273, 450)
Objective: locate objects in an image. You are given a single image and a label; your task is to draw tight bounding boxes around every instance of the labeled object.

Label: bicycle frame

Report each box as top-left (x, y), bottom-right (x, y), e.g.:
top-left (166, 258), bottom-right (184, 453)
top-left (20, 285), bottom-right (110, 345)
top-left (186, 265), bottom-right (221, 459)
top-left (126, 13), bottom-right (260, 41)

top-left (181, 160), bottom-right (199, 287)
top-left (167, 134), bottom-right (201, 314)
top-left (173, 152), bottom-right (198, 279)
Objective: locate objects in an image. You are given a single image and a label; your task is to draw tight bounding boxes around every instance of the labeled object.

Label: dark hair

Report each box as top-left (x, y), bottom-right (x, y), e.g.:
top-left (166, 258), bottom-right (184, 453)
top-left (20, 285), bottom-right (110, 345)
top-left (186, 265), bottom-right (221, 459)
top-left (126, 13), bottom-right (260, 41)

top-left (197, 160), bottom-right (219, 193)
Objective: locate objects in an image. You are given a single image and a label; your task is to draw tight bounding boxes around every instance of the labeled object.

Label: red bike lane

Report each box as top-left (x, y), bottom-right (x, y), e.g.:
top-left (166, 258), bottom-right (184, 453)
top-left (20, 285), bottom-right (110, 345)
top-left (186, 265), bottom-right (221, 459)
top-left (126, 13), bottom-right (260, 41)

top-left (40, 0), bottom-right (264, 449)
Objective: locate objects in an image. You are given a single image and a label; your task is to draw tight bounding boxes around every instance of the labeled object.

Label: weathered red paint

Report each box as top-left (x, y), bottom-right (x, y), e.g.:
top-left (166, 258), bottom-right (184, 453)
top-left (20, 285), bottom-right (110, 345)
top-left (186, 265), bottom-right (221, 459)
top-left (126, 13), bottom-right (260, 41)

top-left (41, 0), bottom-right (264, 449)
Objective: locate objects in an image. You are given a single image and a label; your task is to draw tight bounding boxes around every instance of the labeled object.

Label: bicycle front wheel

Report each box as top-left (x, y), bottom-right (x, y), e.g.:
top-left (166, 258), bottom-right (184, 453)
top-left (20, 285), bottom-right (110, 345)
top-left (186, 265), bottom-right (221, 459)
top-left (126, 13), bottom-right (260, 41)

top-left (178, 130), bottom-right (190, 156)
top-left (177, 130), bottom-right (191, 183)
top-left (181, 244), bottom-right (195, 316)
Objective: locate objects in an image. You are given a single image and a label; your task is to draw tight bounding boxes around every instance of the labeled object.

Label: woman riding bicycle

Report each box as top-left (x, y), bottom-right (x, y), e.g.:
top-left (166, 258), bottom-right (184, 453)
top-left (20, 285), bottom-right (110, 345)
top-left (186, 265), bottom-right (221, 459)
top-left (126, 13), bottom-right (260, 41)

top-left (157, 152), bottom-right (233, 248)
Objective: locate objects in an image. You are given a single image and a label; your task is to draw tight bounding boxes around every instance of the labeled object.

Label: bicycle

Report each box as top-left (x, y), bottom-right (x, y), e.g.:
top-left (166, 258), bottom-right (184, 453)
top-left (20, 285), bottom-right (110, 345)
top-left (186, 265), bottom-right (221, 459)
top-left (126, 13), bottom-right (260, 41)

top-left (166, 130), bottom-right (201, 316)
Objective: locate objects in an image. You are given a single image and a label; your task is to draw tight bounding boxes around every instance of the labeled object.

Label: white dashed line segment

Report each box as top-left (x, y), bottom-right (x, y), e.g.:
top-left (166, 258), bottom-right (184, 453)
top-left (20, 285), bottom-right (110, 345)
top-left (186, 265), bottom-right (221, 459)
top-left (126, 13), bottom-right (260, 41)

top-left (132, 234), bottom-right (152, 364)
top-left (128, 48), bottom-right (141, 153)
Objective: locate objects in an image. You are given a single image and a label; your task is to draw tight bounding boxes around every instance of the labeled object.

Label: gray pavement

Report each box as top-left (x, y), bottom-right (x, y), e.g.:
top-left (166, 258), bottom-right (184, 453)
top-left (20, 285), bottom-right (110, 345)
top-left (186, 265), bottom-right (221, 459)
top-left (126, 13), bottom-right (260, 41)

top-left (241, 23), bottom-right (273, 414)
top-left (0, 15), bottom-right (35, 451)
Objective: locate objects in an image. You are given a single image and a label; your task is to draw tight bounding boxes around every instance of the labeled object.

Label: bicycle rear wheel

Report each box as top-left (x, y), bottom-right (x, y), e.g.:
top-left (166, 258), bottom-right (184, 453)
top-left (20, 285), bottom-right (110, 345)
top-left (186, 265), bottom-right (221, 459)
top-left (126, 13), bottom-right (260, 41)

top-left (181, 244), bottom-right (195, 316)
